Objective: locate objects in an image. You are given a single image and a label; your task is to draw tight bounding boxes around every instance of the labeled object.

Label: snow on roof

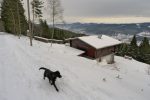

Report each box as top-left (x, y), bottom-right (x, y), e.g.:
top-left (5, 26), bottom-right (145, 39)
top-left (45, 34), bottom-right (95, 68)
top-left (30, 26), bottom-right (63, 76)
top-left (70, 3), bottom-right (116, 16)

top-left (34, 36), bottom-right (63, 42)
top-left (34, 36), bottom-right (49, 41)
top-left (78, 35), bottom-right (122, 49)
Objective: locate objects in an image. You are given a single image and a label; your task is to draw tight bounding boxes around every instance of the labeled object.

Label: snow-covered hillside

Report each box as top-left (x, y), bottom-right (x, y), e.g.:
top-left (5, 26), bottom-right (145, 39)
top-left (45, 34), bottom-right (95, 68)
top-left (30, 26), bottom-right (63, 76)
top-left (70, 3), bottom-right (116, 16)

top-left (0, 32), bottom-right (150, 100)
top-left (137, 32), bottom-right (150, 38)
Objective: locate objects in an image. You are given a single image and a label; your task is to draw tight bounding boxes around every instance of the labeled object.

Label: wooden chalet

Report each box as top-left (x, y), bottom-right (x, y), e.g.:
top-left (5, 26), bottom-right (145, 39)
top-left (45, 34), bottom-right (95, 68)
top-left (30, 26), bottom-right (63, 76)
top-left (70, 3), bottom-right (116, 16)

top-left (70, 35), bottom-right (122, 63)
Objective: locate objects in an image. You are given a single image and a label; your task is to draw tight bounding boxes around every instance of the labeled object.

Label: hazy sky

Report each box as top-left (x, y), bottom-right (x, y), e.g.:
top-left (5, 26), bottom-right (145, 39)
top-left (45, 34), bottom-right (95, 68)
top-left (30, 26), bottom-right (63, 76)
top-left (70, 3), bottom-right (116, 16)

top-left (62, 0), bottom-right (150, 17)
top-left (2, 0), bottom-right (150, 23)
top-left (60, 0), bottom-right (150, 23)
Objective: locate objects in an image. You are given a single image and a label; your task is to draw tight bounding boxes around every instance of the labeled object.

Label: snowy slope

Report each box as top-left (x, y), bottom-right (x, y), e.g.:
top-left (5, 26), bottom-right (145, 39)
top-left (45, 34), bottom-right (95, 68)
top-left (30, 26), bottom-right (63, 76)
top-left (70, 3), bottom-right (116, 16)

top-left (137, 32), bottom-right (150, 38)
top-left (0, 32), bottom-right (150, 100)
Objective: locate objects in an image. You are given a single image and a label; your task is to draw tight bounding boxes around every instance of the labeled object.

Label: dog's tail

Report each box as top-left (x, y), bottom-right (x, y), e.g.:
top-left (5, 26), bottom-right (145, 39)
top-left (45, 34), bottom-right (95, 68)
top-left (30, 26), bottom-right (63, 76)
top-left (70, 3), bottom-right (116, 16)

top-left (39, 67), bottom-right (47, 70)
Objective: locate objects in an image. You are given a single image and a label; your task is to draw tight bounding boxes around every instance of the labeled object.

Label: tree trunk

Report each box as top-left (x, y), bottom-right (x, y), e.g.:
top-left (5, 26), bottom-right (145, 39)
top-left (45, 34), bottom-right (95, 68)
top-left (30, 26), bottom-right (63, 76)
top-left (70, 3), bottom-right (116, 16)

top-left (10, 9), bottom-right (16, 35)
top-left (27, 0), bottom-right (33, 46)
top-left (32, 0), bottom-right (35, 37)
top-left (51, 0), bottom-right (55, 47)
top-left (17, 1), bottom-right (21, 39)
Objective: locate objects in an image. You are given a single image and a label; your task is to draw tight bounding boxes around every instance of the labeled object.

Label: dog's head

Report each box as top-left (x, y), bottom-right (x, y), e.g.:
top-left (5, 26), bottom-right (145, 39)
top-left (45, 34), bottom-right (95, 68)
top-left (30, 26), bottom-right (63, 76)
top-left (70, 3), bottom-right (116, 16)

top-left (55, 71), bottom-right (62, 78)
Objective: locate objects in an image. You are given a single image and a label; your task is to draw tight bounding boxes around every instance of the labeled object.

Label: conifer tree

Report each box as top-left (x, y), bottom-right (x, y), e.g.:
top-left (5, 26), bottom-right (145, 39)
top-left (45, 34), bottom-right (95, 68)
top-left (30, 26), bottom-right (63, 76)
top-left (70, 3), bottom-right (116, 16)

top-left (128, 35), bottom-right (138, 58)
top-left (139, 37), bottom-right (150, 54)
top-left (130, 35), bottom-right (138, 47)
top-left (38, 19), bottom-right (51, 38)
top-left (1, 0), bottom-right (27, 36)
top-left (1, 0), bottom-right (16, 34)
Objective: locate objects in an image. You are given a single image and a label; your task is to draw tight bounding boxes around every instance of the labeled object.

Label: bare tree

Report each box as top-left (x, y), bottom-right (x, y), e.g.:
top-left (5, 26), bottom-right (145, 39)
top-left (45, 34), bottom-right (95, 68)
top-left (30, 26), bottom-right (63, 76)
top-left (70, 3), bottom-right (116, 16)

top-left (31, 0), bottom-right (35, 36)
top-left (31, 0), bottom-right (43, 36)
top-left (27, 0), bottom-right (32, 46)
top-left (47, 0), bottom-right (63, 46)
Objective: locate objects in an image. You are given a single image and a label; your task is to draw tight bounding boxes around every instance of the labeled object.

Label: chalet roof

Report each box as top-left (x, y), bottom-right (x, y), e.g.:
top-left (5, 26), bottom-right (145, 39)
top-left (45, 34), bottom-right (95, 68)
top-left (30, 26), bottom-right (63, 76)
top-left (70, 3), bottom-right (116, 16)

top-left (78, 35), bottom-right (122, 49)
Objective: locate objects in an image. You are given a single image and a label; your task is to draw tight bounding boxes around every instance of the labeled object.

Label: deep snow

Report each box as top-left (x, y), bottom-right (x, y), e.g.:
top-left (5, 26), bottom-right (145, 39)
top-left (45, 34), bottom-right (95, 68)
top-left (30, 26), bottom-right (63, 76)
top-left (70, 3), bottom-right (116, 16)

top-left (0, 32), bottom-right (150, 100)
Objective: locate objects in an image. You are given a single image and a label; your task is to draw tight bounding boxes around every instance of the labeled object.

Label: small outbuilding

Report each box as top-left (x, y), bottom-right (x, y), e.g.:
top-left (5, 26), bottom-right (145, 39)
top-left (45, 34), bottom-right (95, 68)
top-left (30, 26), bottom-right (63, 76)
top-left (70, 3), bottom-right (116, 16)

top-left (70, 35), bottom-right (122, 63)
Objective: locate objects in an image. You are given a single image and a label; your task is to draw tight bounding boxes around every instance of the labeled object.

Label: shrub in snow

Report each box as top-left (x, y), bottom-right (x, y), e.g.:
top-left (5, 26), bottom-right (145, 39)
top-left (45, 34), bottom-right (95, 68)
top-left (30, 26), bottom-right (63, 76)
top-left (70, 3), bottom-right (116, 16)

top-left (111, 66), bottom-right (120, 71)
top-left (102, 78), bottom-right (106, 82)
top-left (116, 75), bottom-right (122, 79)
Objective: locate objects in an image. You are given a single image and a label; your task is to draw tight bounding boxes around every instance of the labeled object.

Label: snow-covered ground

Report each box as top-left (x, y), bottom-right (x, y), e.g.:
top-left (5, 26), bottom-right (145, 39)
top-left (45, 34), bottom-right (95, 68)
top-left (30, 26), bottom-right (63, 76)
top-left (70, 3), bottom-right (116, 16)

top-left (111, 33), bottom-right (133, 43)
top-left (137, 32), bottom-right (150, 38)
top-left (0, 32), bottom-right (150, 100)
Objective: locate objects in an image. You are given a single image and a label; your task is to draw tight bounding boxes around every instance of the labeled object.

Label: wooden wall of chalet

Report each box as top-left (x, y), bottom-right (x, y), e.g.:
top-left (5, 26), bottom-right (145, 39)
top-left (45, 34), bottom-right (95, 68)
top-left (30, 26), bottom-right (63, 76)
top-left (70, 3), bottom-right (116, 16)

top-left (95, 46), bottom-right (116, 59)
top-left (71, 39), bottom-right (96, 58)
top-left (71, 39), bottom-right (118, 59)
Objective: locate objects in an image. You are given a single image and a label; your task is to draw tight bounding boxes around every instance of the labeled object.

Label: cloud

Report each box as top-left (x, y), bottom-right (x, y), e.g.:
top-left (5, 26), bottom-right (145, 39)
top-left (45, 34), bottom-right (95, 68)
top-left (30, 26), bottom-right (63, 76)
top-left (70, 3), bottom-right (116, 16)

top-left (61, 0), bottom-right (150, 17)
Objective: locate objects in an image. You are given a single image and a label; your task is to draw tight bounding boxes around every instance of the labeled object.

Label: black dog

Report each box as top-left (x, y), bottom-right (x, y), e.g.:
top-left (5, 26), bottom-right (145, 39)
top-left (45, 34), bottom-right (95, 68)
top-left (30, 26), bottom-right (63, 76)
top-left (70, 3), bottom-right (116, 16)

top-left (39, 67), bottom-right (62, 92)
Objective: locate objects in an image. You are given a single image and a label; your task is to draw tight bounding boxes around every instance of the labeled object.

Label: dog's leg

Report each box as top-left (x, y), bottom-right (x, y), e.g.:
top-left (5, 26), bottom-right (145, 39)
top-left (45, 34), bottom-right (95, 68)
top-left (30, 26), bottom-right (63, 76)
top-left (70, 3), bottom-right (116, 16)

top-left (51, 79), bottom-right (56, 85)
top-left (49, 79), bottom-right (52, 85)
top-left (43, 76), bottom-right (45, 80)
top-left (53, 83), bottom-right (59, 92)
top-left (51, 80), bottom-right (54, 85)
top-left (51, 80), bottom-right (59, 92)
top-left (43, 72), bottom-right (47, 80)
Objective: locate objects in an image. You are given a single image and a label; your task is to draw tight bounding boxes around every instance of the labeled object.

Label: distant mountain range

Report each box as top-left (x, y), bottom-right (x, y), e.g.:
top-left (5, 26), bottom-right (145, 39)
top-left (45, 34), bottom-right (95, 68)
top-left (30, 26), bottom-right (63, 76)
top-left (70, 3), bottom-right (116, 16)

top-left (56, 22), bottom-right (150, 41)
top-left (57, 22), bottom-right (150, 35)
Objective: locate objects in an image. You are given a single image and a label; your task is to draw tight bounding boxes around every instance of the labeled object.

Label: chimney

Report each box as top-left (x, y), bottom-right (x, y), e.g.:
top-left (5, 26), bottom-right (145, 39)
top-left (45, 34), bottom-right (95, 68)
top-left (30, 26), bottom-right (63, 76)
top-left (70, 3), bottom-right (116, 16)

top-left (98, 35), bottom-right (102, 39)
